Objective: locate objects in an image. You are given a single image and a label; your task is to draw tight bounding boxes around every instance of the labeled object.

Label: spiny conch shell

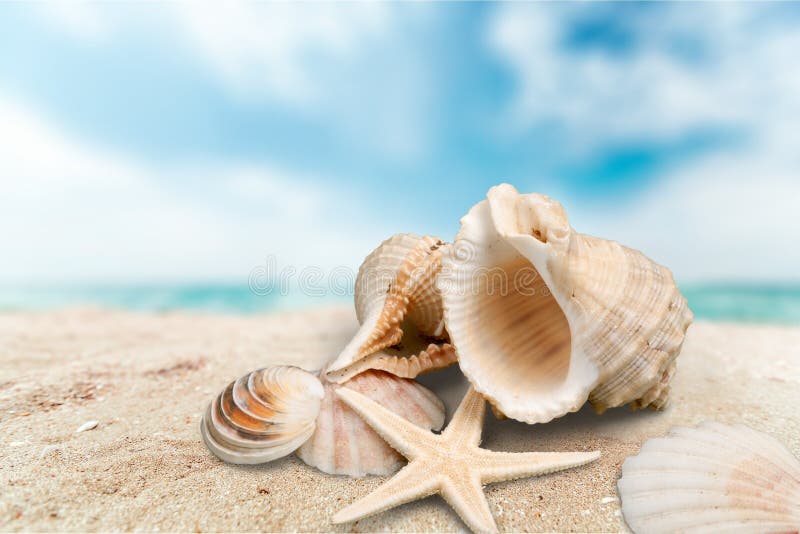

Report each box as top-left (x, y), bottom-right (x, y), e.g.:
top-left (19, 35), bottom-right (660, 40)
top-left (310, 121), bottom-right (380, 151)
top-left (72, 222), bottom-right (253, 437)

top-left (296, 369), bottom-right (445, 477)
top-left (618, 421), bottom-right (800, 533)
top-left (437, 183), bottom-right (693, 424)
top-left (201, 366), bottom-right (324, 464)
top-left (325, 233), bottom-right (456, 383)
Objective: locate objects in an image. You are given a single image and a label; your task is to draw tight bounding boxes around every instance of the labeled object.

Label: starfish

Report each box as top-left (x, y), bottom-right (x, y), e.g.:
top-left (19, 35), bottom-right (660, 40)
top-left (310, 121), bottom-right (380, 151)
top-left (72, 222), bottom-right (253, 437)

top-left (333, 386), bottom-right (600, 533)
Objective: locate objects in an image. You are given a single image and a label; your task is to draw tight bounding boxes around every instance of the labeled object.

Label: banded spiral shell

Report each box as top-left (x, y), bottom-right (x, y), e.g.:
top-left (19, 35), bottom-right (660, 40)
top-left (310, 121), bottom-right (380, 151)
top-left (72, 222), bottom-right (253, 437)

top-left (618, 421), bottom-right (800, 533)
top-left (296, 369), bottom-right (446, 477)
top-left (201, 366), bottom-right (324, 464)
top-left (326, 233), bottom-right (456, 383)
top-left (438, 184), bottom-right (693, 424)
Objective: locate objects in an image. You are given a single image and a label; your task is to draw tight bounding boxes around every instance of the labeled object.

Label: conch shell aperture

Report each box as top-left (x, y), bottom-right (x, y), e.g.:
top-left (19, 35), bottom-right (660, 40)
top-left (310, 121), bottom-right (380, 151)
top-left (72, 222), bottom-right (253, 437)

top-left (437, 184), bottom-right (693, 424)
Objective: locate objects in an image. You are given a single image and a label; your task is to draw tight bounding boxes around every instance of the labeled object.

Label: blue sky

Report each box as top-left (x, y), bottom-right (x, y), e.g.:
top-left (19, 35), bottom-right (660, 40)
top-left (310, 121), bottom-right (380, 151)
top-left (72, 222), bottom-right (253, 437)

top-left (1, 3), bottom-right (799, 284)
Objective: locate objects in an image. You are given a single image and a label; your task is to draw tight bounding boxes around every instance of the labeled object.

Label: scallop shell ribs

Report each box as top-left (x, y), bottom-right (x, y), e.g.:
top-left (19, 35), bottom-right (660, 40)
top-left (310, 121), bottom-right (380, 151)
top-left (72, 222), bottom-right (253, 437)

top-left (296, 370), bottom-right (446, 477)
top-left (618, 421), bottom-right (800, 533)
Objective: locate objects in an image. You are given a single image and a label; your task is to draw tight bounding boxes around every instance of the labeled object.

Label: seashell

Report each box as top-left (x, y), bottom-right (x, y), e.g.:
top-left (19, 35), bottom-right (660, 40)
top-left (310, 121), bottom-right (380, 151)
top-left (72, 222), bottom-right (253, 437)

top-left (332, 341), bottom-right (457, 381)
top-left (201, 366), bottom-right (446, 477)
top-left (325, 233), bottom-right (455, 383)
top-left (437, 184), bottom-right (693, 424)
top-left (201, 366), bottom-right (324, 464)
top-left (618, 421), bottom-right (800, 533)
top-left (296, 369), bottom-right (446, 477)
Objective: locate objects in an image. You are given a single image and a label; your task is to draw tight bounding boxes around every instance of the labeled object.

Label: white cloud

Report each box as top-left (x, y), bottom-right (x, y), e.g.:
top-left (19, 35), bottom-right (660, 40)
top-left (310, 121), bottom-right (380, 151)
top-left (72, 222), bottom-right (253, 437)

top-left (488, 4), bottom-right (800, 150)
top-left (38, 2), bottom-right (110, 42)
top-left (169, 3), bottom-right (435, 159)
top-left (566, 154), bottom-right (800, 282)
top-left (31, 3), bottom-right (437, 160)
top-left (171, 3), bottom-right (388, 105)
top-left (0, 95), bottom-right (389, 283)
top-left (489, 4), bottom-right (800, 281)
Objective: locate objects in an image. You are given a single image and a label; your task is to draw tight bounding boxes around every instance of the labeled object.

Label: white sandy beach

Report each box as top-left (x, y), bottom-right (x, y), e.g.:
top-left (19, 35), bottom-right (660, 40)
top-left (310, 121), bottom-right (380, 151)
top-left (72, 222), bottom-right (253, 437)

top-left (1, 307), bottom-right (798, 532)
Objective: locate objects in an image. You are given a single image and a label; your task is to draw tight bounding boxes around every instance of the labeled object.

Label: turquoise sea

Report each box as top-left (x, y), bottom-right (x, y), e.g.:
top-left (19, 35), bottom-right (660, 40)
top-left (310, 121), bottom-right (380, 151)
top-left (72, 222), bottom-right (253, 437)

top-left (1, 284), bottom-right (799, 324)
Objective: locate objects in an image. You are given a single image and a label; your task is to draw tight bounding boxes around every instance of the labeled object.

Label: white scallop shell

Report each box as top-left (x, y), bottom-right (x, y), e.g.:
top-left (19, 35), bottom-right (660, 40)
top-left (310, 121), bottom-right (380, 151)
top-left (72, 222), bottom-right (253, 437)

top-left (201, 366), bottom-right (324, 464)
top-left (326, 233), bottom-right (453, 383)
top-left (438, 184), bottom-right (693, 424)
top-left (618, 421), bottom-right (800, 533)
top-left (296, 370), bottom-right (445, 477)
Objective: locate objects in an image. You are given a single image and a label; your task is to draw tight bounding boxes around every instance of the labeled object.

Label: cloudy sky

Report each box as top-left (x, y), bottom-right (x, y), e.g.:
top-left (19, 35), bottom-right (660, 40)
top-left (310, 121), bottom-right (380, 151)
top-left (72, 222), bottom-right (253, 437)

top-left (1, 3), bottom-right (799, 284)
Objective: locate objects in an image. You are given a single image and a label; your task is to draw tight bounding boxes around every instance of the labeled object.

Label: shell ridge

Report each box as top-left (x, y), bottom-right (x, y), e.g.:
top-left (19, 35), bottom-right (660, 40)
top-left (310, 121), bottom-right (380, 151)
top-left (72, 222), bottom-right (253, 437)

top-left (621, 488), bottom-right (798, 514)
top-left (296, 370), bottom-right (445, 477)
top-left (662, 425), bottom-right (800, 484)
top-left (619, 422), bottom-right (800, 534)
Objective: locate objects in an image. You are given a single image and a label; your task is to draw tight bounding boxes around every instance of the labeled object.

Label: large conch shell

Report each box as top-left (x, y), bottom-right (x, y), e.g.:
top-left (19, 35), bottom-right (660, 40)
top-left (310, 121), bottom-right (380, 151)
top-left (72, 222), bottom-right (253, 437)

top-left (325, 233), bottom-right (457, 383)
top-left (618, 421), bottom-right (800, 533)
top-left (438, 184), bottom-right (693, 424)
top-left (297, 369), bottom-right (445, 477)
top-left (201, 366), bottom-right (445, 477)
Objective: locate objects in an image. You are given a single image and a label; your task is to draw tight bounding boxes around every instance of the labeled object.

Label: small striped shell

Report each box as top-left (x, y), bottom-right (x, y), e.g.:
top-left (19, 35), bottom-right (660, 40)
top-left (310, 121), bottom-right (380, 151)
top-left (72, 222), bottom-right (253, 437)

top-left (326, 233), bottom-right (454, 383)
top-left (296, 370), bottom-right (445, 477)
top-left (201, 366), bottom-right (324, 464)
top-left (438, 184), bottom-right (693, 424)
top-left (618, 421), bottom-right (800, 533)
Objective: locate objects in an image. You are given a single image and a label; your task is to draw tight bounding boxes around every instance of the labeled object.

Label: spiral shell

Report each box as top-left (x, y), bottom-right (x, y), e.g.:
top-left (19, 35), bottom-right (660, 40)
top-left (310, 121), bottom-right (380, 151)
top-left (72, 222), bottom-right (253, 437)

top-left (618, 421), bottom-right (800, 533)
top-left (438, 184), bottom-right (693, 424)
top-left (326, 233), bottom-right (454, 383)
top-left (201, 366), bottom-right (324, 464)
top-left (296, 370), bottom-right (445, 477)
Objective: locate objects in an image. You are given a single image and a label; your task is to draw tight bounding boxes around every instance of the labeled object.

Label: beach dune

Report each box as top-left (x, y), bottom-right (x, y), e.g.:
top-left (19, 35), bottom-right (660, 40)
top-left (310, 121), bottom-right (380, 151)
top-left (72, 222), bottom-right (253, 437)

top-left (1, 307), bottom-right (798, 532)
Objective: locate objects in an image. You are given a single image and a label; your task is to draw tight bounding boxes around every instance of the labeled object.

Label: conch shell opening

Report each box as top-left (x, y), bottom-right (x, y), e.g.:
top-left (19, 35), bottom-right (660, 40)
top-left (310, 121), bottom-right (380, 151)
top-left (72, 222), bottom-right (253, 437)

top-left (325, 233), bottom-right (455, 383)
top-left (438, 184), bottom-right (693, 424)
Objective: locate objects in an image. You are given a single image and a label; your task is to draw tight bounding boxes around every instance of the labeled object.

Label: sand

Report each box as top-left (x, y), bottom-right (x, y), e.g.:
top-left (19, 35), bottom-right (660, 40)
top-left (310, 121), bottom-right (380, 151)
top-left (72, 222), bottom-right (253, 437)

top-left (1, 307), bottom-right (799, 533)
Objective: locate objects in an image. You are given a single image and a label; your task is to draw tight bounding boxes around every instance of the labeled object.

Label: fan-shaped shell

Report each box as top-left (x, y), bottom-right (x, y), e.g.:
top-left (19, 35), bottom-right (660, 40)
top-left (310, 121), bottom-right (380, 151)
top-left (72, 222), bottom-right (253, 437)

top-left (618, 421), bottom-right (800, 533)
top-left (326, 233), bottom-right (454, 383)
top-left (296, 370), bottom-right (446, 477)
top-left (438, 184), bottom-right (693, 424)
top-left (201, 366), bottom-right (324, 464)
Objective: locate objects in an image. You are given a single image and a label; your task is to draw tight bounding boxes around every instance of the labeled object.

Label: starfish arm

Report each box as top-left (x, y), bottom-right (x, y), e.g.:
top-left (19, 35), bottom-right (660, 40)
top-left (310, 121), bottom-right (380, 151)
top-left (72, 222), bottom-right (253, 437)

top-left (475, 449), bottom-right (600, 484)
top-left (440, 468), bottom-right (498, 534)
top-left (335, 388), bottom-right (434, 459)
top-left (332, 462), bottom-right (439, 525)
top-left (441, 386), bottom-right (486, 447)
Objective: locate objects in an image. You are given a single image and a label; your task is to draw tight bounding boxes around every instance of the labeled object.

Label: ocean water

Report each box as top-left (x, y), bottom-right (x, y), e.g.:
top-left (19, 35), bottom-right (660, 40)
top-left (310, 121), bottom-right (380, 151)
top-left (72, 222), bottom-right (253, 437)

top-left (0, 284), bottom-right (348, 314)
top-left (1, 283), bottom-right (799, 324)
top-left (680, 284), bottom-right (800, 324)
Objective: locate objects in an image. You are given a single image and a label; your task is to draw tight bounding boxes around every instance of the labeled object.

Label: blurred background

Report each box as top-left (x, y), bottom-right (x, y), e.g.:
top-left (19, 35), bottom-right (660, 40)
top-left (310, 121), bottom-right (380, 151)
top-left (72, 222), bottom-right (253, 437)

top-left (1, 2), bottom-right (799, 321)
